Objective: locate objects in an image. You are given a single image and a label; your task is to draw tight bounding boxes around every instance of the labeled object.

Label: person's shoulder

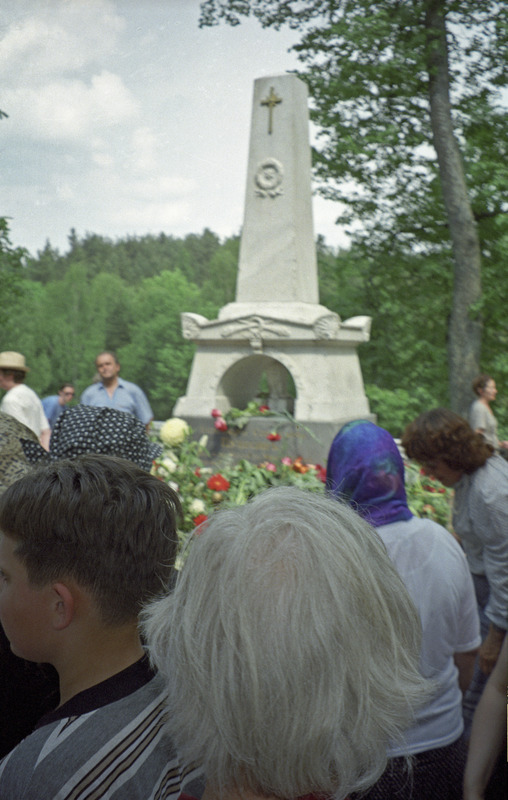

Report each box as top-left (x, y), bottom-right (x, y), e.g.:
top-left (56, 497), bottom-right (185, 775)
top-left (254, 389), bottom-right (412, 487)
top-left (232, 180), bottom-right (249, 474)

top-left (0, 674), bottom-right (181, 799)
top-left (81, 383), bottom-right (101, 399)
top-left (0, 719), bottom-right (59, 794)
top-left (119, 378), bottom-right (145, 395)
top-left (380, 516), bottom-right (468, 567)
top-left (474, 454), bottom-right (508, 485)
top-left (42, 394), bottom-right (58, 407)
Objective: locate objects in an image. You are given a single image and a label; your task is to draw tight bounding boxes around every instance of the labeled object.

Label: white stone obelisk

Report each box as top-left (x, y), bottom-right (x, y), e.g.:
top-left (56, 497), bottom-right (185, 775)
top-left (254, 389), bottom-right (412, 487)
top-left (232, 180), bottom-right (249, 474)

top-left (235, 76), bottom-right (319, 304)
top-left (173, 73), bottom-right (373, 459)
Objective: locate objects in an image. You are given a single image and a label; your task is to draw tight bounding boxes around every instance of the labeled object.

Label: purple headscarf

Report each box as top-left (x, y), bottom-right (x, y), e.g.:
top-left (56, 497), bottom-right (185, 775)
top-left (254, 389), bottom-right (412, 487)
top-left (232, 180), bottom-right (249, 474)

top-left (326, 419), bottom-right (413, 527)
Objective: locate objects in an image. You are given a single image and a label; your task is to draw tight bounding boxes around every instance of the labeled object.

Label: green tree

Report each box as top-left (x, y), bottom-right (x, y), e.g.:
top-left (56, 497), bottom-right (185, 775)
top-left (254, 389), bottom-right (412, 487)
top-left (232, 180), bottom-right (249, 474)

top-left (0, 218), bottom-right (26, 330)
top-left (118, 270), bottom-right (219, 419)
top-left (200, 0), bottom-right (508, 415)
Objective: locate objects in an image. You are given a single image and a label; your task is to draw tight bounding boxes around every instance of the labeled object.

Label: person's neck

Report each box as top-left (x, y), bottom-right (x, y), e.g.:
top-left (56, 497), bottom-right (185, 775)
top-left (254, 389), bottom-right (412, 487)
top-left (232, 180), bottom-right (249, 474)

top-left (479, 396), bottom-right (490, 408)
top-left (102, 375), bottom-right (119, 394)
top-left (55, 624), bottom-right (144, 707)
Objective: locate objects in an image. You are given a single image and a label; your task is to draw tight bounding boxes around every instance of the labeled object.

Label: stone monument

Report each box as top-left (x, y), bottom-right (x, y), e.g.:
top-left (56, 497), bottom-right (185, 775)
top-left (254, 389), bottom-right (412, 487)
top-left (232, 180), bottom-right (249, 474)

top-left (173, 74), bottom-right (373, 463)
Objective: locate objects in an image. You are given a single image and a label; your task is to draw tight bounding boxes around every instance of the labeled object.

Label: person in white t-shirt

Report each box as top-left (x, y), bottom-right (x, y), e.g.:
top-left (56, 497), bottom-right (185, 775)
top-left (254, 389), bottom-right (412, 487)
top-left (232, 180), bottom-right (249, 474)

top-left (0, 352), bottom-right (50, 450)
top-left (469, 374), bottom-right (508, 452)
top-left (326, 420), bottom-right (481, 800)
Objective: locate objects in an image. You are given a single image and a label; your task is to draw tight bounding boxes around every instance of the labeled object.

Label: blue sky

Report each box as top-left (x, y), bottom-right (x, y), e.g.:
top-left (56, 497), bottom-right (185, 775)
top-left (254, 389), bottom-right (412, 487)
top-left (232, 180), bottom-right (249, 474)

top-left (1, 0), bottom-right (349, 256)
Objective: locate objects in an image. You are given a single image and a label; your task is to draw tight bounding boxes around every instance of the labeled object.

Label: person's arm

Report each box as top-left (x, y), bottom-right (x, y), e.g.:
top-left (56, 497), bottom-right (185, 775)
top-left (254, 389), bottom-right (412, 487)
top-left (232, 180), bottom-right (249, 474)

top-left (478, 624), bottom-right (505, 675)
top-left (471, 474), bottom-right (508, 674)
top-left (453, 648), bottom-right (479, 693)
top-left (463, 637), bottom-right (508, 800)
top-left (39, 427), bottom-right (50, 451)
top-left (131, 384), bottom-right (154, 430)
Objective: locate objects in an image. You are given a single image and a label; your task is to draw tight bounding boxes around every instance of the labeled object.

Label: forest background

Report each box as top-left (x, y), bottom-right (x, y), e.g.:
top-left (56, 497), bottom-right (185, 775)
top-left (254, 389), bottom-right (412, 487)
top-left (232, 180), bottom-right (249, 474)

top-left (1, 216), bottom-right (506, 439)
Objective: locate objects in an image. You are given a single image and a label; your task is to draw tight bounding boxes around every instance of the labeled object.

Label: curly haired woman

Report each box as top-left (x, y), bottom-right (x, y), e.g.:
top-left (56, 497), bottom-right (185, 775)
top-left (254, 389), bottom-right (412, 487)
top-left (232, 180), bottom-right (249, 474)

top-left (402, 408), bottom-right (508, 737)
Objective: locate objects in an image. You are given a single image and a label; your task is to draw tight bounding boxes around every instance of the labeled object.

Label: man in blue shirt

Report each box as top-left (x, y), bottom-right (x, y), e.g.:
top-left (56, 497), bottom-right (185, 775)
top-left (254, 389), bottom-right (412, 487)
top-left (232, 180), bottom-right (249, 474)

top-left (42, 383), bottom-right (75, 429)
top-left (81, 352), bottom-right (153, 429)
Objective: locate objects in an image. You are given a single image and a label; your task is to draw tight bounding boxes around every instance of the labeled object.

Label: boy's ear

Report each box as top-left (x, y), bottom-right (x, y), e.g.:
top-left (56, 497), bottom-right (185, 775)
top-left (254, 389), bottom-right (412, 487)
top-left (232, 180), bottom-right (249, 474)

top-left (51, 582), bottom-right (76, 630)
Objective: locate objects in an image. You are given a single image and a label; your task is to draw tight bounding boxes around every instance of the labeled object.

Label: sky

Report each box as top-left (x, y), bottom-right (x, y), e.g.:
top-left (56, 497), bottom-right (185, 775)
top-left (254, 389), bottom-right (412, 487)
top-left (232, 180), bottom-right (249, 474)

top-left (1, 0), bottom-right (349, 257)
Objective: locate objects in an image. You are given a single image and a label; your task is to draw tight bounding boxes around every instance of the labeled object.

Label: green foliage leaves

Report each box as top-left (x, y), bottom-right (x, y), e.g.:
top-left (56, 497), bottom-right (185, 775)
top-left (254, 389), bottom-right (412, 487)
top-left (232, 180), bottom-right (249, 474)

top-left (0, 228), bottom-right (236, 416)
top-left (0, 219), bottom-right (27, 329)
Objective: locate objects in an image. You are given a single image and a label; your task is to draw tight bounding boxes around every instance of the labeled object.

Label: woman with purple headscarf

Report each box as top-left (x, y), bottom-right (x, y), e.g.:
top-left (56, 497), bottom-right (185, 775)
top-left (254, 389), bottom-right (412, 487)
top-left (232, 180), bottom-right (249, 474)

top-left (326, 420), bottom-right (481, 800)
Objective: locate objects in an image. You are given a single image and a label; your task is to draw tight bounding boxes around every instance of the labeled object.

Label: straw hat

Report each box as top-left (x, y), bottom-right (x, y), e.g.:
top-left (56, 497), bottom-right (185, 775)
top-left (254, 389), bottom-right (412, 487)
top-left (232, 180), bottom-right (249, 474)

top-left (0, 351), bottom-right (30, 372)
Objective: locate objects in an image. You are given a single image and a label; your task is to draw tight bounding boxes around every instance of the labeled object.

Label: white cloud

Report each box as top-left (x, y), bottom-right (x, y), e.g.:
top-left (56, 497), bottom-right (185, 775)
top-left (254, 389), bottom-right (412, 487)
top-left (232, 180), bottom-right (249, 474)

top-left (4, 71), bottom-right (138, 141)
top-left (2, 0), bottom-right (350, 255)
top-left (129, 126), bottom-right (158, 172)
top-left (0, 0), bottom-right (124, 82)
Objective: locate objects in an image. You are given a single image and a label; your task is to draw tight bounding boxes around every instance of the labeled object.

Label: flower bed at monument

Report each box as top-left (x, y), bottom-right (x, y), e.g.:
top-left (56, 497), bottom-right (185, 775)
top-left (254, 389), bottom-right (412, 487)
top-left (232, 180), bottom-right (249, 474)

top-left (151, 416), bottom-right (454, 546)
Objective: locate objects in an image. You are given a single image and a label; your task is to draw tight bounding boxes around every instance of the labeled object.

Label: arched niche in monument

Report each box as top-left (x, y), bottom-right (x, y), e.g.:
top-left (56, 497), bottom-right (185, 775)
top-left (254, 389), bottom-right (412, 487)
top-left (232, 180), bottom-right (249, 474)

top-left (216, 354), bottom-right (295, 414)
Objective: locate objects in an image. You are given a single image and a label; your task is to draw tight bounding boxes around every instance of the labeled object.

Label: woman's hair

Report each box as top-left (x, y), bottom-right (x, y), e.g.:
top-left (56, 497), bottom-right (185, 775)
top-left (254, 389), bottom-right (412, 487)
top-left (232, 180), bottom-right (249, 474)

top-left (142, 486), bottom-right (429, 800)
top-left (471, 374), bottom-right (492, 396)
top-left (402, 407), bottom-right (493, 472)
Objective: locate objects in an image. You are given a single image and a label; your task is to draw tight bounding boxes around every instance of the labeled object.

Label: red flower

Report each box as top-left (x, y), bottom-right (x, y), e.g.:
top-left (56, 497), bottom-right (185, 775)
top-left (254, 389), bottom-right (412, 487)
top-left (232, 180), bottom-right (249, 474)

top-left (194, 468), bottom-right (201, 477)
top-left (267, 432), bottom-right (281, 441)
top-left (193, 514), bottom-right (208, 528)
top-left (316, 466), bottom-right (327, 483)
top-left (292, 457), bottom-right (310, 474)
top-left (211, 408), bottom-right (222, 418)
top-left (214, 418), bottom-right (228, 432)
top-left (258, 405), bottom-right (270, 413)
top-left (207, 474), bottom-right (231, 491)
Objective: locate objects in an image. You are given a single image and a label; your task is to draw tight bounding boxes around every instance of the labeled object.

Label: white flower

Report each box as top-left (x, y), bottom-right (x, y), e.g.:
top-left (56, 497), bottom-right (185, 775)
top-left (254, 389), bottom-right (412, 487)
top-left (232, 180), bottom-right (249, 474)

top-left (162, 456), bottom-right (178, 473)
top-left (160, 418), bottom-right (190, 446)
top-left (198, 434), bottom-right (209, 449)
top-left (189, 498), bottom-right (206, 515)
top-left (168, 481), bottom-right (179, 493)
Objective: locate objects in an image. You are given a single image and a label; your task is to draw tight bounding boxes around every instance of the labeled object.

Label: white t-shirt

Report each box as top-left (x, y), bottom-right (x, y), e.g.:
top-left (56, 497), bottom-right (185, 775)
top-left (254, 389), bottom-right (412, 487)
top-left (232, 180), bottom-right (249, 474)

top-left (469, 399), bottom-right (499, 449)
top-left (378, 516), bottom-right (481, 755)
top-left (0, 383), bottom-right (49, 437)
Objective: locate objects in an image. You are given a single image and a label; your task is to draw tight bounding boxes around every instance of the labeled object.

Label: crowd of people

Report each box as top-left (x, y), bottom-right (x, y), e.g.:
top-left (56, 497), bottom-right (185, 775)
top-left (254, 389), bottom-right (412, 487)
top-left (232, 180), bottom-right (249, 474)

top-left (0, 353), bottom-right (505, 800)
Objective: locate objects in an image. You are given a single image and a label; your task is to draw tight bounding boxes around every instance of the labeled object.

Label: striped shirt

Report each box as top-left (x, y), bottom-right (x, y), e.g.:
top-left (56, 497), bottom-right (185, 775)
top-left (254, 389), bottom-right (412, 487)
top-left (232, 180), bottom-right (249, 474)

top-left (0, 656), bottom-right (202, 799)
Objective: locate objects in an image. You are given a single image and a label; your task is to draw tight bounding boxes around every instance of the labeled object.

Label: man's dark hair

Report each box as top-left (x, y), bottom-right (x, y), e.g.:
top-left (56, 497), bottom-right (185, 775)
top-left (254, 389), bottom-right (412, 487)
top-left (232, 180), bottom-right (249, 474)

top-left (58, 382), bottom-right (74, 393)
top-left (0, 455), bottom-right (181, 625)
top-left (95, 351), bottom-right (119, 366)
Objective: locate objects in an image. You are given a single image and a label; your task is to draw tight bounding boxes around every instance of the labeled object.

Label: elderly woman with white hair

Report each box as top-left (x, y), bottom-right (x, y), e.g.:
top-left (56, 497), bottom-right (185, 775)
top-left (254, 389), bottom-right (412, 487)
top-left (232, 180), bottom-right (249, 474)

top-left (142, 487), bottom-right (430, 800)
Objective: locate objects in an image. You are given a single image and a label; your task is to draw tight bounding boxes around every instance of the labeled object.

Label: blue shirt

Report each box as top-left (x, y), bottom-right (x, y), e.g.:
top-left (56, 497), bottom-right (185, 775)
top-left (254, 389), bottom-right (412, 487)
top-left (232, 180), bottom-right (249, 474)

top-left (80, 378), bottom-right (153, 424)
top-left (41, 395), bottom-right (65, 429)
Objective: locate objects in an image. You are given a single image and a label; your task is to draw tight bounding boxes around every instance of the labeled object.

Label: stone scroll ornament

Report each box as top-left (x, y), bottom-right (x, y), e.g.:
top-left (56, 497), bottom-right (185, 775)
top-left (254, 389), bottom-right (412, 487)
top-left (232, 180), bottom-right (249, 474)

top-left (254, 158), bottom-right (284, 198)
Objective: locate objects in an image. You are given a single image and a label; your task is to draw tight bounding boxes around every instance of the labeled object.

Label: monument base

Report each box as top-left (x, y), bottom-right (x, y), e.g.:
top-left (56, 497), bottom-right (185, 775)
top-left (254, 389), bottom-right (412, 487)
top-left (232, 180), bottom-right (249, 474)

top-left (178, 414), bottom-right (375, 467)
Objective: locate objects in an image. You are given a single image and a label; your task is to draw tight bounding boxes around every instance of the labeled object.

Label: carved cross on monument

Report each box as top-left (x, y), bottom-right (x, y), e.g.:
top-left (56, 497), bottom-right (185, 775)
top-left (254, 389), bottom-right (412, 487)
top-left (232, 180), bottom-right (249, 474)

top-left (260, 86), bottom-right (282, 134)
top-left (236, 74), bottom-right (319, 304)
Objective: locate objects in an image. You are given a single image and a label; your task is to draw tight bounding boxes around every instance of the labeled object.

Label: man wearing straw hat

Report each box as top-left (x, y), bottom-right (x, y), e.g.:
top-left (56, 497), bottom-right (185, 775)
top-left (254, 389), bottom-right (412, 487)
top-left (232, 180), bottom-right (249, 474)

top-left (0, 352), bottom-right (50, 450)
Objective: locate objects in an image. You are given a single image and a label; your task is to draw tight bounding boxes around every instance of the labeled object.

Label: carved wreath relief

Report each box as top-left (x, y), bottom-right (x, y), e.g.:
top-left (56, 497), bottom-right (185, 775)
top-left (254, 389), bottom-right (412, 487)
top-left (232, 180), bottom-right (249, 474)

top-left (254, 158), bottom-right (284, 198)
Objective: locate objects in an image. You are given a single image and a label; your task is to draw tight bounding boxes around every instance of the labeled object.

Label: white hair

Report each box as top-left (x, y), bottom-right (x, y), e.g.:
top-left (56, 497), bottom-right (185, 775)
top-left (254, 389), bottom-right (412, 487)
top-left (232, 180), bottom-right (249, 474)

top-left (142, 487), bottom-right (429, 799)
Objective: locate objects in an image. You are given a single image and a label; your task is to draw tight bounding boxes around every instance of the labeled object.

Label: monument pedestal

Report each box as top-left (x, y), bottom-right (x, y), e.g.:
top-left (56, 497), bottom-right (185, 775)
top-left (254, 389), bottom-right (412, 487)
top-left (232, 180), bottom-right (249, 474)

top-left (178, 416), bottom-right (368, 468)
top-left (173, 75), bottom-right (373, 464)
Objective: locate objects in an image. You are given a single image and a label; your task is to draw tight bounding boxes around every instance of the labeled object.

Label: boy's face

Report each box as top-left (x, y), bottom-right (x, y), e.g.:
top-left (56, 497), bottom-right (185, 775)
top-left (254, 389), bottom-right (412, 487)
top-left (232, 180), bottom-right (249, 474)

top-left (0, 533), bottom-right (54, 662)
